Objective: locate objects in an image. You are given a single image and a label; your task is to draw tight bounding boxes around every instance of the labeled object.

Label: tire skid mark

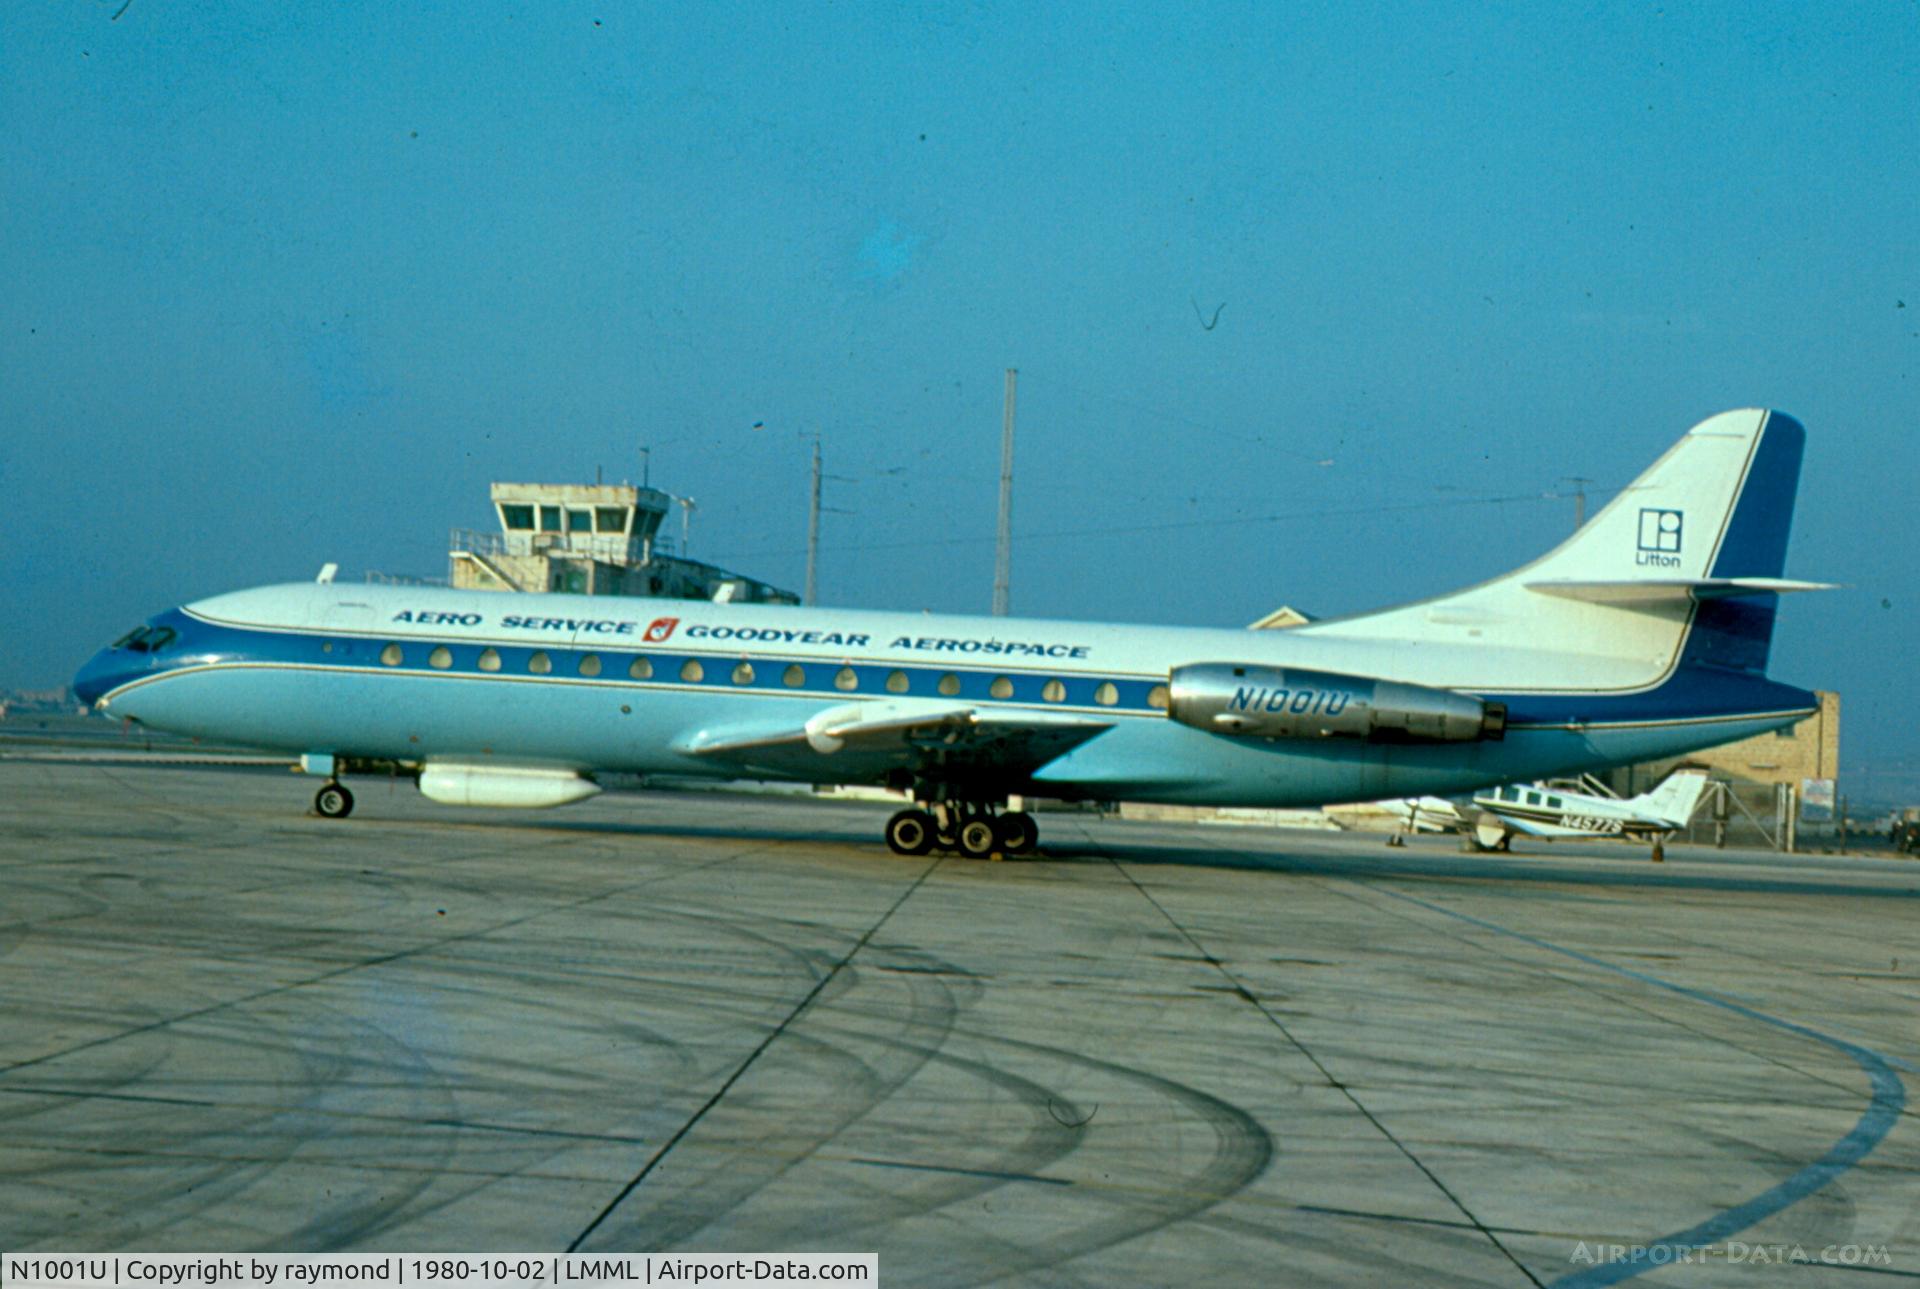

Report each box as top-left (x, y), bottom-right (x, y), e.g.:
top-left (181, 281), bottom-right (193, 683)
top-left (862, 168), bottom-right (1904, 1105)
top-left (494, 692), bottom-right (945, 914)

top-left (0, 838), bottom-right (777, 1248)
top-left (578, 944), bottom-right (980, 1250)
top-left (1087, 834), bottom-right (1544, 1288)
top-left (569, 858), bottom-right (945, 1252)
top-left (1361, 884), bottom-right (1908, 1289)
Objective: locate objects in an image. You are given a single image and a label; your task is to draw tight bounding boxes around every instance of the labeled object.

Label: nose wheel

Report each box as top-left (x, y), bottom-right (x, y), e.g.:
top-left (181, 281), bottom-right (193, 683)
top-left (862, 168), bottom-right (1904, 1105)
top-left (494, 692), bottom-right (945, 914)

top-left (883, 803), bottom-right (1038, 859)
top-left (314, 781), bottom-right (355, 819)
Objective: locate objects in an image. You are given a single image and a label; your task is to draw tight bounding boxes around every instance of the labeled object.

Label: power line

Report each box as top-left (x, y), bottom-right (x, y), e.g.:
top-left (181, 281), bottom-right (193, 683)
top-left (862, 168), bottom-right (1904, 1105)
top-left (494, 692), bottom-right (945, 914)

top-left (705, 484), bottom-right (1610, 566)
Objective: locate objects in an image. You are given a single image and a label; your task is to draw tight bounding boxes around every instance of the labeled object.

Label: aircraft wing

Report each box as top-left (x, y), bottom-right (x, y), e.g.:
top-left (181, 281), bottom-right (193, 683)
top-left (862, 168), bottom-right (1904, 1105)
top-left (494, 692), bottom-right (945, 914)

top-left (677, 699), bottom-right (1114, 784)
top-left (1481, 809), bottom-right (1607, 839)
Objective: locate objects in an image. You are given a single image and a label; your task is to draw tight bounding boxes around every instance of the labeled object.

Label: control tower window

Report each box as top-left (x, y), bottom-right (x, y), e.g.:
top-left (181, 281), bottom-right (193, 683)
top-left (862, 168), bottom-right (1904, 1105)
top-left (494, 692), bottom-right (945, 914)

top-left (567, 509), bottom-right (592, 533)
top-left (540, 506), bottom-right (562, 532)
top-left (501, 505), bottom-right (535, 530)
top-left (595, 507), bottom-right (628, 534)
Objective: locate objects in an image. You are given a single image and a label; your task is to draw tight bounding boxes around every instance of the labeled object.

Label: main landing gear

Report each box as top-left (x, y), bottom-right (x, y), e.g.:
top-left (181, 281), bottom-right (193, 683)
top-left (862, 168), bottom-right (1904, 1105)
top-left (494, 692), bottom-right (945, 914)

top-left (313, 781), bottom-right (355, 819)
top-left (885, 801), bottom-right (1038, 860)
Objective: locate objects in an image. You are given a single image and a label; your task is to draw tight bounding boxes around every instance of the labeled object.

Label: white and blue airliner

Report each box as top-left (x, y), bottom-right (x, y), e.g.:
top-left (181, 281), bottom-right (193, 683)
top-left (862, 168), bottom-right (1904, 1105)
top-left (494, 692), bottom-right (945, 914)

top-left (75, 409), bottom-right (1828, 858)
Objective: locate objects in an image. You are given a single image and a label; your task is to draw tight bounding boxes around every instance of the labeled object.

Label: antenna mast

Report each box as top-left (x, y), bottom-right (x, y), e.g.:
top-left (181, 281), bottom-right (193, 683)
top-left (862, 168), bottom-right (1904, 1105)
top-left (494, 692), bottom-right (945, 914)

top-left (806, 436), bottom-right (822, 606)
top-left (992, 368), bottom-right (1016, 616)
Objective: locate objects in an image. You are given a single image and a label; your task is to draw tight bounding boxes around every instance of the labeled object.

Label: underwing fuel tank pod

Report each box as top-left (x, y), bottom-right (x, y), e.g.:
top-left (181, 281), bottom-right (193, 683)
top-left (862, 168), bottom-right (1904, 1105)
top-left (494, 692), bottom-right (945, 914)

top-left (1167, 663), bottom-right (1506, 742)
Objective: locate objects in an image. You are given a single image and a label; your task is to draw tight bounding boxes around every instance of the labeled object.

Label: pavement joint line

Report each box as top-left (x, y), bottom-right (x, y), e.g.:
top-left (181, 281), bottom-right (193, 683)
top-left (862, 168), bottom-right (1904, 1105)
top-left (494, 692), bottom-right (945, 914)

top-left (1362, 881), bottom-right (1910, 1289)
top-left (1082, 827), bottom-right (1546, 1289)
top-left (0, 839), bottom-right (762, 1082)
top-left (1314, 874), bottom-right (1907, 1112)
top-left (566, 853), bottom-right (945, 1253)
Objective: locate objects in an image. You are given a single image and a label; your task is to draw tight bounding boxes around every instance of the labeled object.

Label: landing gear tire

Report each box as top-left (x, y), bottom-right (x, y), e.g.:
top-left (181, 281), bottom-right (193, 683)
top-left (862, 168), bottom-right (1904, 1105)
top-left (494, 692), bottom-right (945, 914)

top-left (956, 818), bottom-right (1000, 860)
top-left (996, 811), bottom-right (1038, 856)
top-left (314, 782), bottom-right (355, 819)
top-left (885, 809), bottom-right (936, 856)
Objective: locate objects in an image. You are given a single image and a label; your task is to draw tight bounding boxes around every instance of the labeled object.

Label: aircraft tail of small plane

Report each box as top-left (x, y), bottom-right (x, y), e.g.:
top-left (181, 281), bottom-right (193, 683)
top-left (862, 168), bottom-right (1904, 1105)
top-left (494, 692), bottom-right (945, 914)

top-left (1632, 767), bottom-right (1712, 828)
top-left (1302, 408), bottom-right (1827, 693)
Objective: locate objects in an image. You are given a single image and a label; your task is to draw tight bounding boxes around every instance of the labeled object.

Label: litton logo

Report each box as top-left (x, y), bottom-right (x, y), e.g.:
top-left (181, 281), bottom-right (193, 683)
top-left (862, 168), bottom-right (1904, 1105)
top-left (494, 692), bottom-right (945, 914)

top-left (643, 617), bottom-right (680, 643)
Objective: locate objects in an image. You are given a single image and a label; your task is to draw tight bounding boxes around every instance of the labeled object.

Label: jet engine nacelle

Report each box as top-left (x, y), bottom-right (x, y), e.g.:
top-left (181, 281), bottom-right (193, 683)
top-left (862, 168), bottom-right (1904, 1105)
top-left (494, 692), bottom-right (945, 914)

top-left (417, 764), bottom-right (603, 808)
top-left (1167, 663), bottom-right (1505, 743)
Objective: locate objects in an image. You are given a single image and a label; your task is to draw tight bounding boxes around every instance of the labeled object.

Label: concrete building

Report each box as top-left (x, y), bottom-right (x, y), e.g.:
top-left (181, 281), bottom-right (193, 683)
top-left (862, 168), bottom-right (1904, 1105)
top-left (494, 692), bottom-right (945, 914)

top-left (448, 482), bottom-right (798, 605)
top-left (1609, 691), bottom-right (1840, 798)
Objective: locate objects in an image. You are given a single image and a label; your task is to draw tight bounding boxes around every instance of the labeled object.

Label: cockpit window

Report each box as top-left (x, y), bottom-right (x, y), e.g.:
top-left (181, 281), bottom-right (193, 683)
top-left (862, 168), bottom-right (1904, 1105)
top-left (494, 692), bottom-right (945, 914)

top-left (114, 626), bottom-right (177, 654)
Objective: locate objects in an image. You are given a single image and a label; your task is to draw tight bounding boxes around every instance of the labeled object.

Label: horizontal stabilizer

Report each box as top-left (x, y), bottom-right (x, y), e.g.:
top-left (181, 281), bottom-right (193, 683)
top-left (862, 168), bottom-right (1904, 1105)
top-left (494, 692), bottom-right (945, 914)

top-left (1525, 577), bottom-right (1836, 606)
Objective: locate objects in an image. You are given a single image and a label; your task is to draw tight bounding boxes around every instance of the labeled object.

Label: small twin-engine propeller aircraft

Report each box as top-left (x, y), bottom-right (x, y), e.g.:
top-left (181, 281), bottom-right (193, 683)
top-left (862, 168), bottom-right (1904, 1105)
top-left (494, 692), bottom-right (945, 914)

top-left (1461, 767), bottom-right (1712, 861)
top-left (75, 409), bottom-right (1827, 859)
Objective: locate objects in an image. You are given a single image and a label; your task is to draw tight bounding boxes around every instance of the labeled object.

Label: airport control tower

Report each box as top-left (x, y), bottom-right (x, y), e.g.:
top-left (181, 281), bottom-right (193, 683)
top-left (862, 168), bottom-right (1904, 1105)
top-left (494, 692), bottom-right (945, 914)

top-left (448, 482), bottom-right (798, 604)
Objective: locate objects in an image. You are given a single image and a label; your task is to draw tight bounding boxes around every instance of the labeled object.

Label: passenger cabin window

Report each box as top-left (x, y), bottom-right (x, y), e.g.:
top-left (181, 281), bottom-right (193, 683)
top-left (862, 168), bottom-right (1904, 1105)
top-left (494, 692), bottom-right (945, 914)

top-left (937, 674), bottom-right (961, 697)
top-left (428, 646), bottom-right (452, 669)
top-left (989, 677), bottom-right (1014, 699)
top-left (579, 654), bottom-right (602, 677)
top-left (594, 507), bottom-right (628, 534)
top-left (680, 659), bottom-right (704, 682)
top-left (1094, 682), bottom-right (1119, 706)
top-left (528, 651), bottom-right (552, 675)
top-left (1147, 684), bottom-right (1170, 710)
top-left (478, 648), bottom-right (502, 672)
top-left (835, 667), bottom-right (859, 691)
top-left (1042, 679), bottom-right (1066, 703)
top-left (501, 504), bottom-right (535, 530)
top-left (732, 661), bottom-right (755, 684)
top-left (629, 657), bottom-right (653, 679)
top-left (783, 664), bottom-right (806, 687)
top-left (380, 643), bottom-right (403, 666)
top-left (886, 670), bottom-right (910, 694)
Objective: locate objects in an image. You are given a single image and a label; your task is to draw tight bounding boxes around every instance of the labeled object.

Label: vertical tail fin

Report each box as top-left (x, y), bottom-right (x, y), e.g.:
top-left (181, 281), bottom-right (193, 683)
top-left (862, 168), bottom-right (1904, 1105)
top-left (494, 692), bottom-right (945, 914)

top-left (1633, 768), bottom-right (1712, 827)
top-left (1307, 410), bottom-right (1817, 692)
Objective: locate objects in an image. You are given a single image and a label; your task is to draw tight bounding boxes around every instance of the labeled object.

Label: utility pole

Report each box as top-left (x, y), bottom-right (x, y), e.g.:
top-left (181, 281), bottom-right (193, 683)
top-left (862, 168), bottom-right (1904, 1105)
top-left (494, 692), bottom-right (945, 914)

top-left (806, 436), bottom-right (822, 606)
top-left (992, 368), bottom-right (1016, 616)
top-left (1562, 476), bottom-right (1593, 530)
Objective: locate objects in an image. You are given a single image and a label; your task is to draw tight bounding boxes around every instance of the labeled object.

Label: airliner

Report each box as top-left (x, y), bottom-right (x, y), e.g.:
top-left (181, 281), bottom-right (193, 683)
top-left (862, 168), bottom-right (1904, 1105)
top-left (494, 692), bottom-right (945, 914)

top-left (74, 408), bottom-right (1827, 859)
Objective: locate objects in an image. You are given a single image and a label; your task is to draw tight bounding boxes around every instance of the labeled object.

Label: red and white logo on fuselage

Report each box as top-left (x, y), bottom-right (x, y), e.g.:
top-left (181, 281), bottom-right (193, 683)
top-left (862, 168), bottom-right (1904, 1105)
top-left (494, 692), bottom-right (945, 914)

top-left (643, 617), bottom-right (680, 643)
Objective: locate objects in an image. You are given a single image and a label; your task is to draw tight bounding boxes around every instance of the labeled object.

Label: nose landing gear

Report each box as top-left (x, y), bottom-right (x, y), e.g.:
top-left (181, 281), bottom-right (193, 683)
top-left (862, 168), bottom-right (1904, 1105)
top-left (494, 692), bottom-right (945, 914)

top-left (313, 781), bottom-right (355, 819)
top-left (884, 800), bottom-right (1038, 859)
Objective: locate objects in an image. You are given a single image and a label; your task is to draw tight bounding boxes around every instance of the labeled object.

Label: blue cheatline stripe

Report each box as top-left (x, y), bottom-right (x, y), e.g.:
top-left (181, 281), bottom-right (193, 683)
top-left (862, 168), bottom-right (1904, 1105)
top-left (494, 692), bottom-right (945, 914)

top-left (1366, 886), bottom-right (1906, 1289)
top-left (132, 612), bottom-right (1819, 730)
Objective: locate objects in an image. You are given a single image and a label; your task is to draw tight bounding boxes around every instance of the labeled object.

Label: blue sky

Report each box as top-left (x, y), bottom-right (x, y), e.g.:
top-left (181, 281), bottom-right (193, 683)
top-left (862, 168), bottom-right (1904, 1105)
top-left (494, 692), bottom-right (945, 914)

top-left (3, 2), bottom-right (1915, 801)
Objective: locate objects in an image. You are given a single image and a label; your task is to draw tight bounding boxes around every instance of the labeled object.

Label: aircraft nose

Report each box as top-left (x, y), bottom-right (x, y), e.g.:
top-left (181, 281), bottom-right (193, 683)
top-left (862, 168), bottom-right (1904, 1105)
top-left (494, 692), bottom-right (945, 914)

top-left (73, 649), bottom-right (123, 709)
